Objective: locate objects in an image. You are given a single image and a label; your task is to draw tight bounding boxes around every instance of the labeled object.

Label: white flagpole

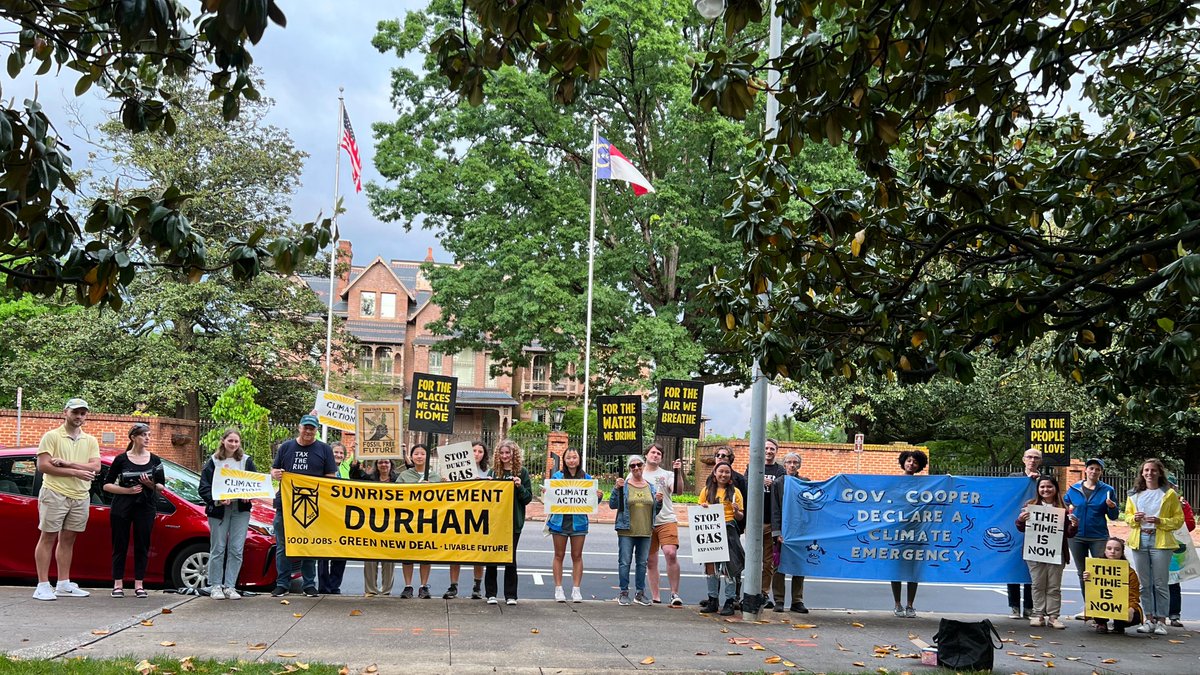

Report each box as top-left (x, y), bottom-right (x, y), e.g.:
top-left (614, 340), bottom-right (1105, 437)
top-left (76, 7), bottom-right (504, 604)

top-left (322, 89), bottom-right (345, 443)
top-left (581, 116), bottom-right (600, 469)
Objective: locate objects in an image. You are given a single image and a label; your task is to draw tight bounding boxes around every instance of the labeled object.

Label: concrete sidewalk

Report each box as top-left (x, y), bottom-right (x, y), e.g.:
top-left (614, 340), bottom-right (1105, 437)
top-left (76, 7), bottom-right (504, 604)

top-left (3, 587), bottom-right (1198, 674)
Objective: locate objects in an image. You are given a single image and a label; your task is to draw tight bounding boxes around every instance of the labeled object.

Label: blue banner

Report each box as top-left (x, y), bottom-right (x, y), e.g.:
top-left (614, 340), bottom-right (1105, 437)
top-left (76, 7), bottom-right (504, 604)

top-left (779, 474), bottom-right (1036, 583)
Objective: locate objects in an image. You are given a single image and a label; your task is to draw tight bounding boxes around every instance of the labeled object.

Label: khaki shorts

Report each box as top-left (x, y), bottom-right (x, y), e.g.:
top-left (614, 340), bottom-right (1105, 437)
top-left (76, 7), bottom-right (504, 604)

top-left (38, 486), bottom-right (90, 533)
top-left (649, 521), bottom-right (680, 555)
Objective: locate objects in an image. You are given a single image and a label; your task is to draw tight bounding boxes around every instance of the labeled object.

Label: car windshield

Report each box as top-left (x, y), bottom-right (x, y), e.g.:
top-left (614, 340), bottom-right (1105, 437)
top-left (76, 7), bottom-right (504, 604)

top-left (161, 458), bottom-right (204, 505)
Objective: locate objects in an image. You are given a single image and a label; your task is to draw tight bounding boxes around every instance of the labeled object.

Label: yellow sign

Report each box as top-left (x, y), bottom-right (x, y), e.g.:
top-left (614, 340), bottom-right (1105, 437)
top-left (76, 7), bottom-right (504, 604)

top-left (213, 466), bottom-right (273, 500)
top-left (1085, 557), bottom-right (1129, 621)
top-left (545, 479), bottom-right (599, 514)
top-left (279, 473), bottom-right (514, 563)
top-left (315, 390), bottom-right (358, 432)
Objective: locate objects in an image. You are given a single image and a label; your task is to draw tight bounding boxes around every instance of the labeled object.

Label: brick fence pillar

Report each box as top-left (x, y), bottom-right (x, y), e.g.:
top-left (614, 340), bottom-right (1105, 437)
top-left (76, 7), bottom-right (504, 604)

top-left (544, 431), bottom-right (569, 478)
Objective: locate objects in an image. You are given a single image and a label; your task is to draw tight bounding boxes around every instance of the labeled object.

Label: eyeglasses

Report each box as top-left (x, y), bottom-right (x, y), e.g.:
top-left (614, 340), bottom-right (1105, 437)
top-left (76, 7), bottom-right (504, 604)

top-left (629, 462), bottom-right (644, 468)
top-left (716, 454), bottom-right (731, 459)
top-left (1023, 455), bottom-right (1039, 460)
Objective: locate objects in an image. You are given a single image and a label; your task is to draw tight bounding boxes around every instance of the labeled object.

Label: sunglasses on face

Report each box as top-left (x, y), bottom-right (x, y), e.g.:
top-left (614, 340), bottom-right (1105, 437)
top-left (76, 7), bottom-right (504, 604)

top-left (629, 462), bottom-right (644, 468)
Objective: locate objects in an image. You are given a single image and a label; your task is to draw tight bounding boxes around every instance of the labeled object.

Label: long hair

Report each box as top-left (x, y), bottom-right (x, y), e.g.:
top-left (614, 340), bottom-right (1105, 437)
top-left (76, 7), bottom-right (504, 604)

top-left (493, 439), bottom-right (523, 478)
top-left (1105, 536), bottom-right (1128, 561)
top-left (472, 440), bottom-right (490, 472)
top-left (705, 461), bottom-right (735, 505)
top-left (1026, 476), bottom-right (1065, 509)
top-left (560, 447), bottom-right (584, 479)
top-left (214, 428), bottom-right (244, 461)
top-left (1133, 458), bottom-right (1168, 493)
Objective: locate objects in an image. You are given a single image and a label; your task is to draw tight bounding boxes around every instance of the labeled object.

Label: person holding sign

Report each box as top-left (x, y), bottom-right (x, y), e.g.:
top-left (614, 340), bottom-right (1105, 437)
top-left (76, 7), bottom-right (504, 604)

top-left (1016, 476), bottom-right (1078, 629)
top-left (397, 444), bottom-right (440, 599)
top-left (610, 454), bottom-right (664, 606)
top-left (547, 447), bottom-right (602, 603)
top-left (269, 415), bottom-right (337, 598)
top-left (770, 452), bottom-right (810, 613)
top-left (445, 441), bottom-right (489, 600)
top-left (640, 444), bottom-right (685, 607)
top-left (1006, 447), bottom-right (1044, 619)
top-left (890, 449), bottom-right (927, 618)
top-left (355, 457), bottom-right (398, 597)
top-left (1122, 458), bottom-right (1185, 635)
top-left (1084, 537), bottom-right (1144, 634)
top-left (1063, 457), bottom-right (1120, 619)
top-left (699, 461), bottom-right (745, 617)
top-left (198, 428), bottom-right (256, 600)
top-left (103, 422), bottom-right (165, 599)
top-left (485, 439), bottom-right (533, 605)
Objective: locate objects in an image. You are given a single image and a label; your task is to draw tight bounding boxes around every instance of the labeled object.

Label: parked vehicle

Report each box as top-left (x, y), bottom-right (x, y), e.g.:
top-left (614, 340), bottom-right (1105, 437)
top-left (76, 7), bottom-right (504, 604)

top-left (0, 448), bottom-right (277, 589)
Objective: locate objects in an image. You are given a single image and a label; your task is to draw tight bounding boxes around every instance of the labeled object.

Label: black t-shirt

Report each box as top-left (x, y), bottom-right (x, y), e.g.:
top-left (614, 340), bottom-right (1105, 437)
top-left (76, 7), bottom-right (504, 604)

top-left (762, 462), bottom-right (788, 524)
top-left (104, 452), bottom-right (164, 517)
top-left (272, 439), bottom-right (336, 509)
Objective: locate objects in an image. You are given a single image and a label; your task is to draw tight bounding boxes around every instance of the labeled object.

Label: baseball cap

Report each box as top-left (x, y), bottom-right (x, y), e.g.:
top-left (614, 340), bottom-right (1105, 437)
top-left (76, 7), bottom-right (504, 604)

top-left (1085, 457), bottom-right (1105, 470)
top-left (1168, 473), bottom-right (1178, 486)
top-left (299, 414), bottom-right (320, 427)
top-left (64, 398), bottom-right (89, 411)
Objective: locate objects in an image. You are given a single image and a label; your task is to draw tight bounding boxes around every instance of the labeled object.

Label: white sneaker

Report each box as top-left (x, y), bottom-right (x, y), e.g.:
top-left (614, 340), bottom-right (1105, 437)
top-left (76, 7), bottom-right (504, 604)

top-left (554, 586), bottom-right (566, 602)
top-left (210, 586), bottom-right (226, 600)
top-left (55, 581), bottom-right (89, 597)
top-left (670, 593), bottom-right (683, 607)
top-left (33, 583), bottom-right (56, 601)
top-left (225, 587), bottom-right (241, 600)
top-left (505, 598), bottom-right (517, 606)
top-left (1153, 622), bottom-right (1168, 635)
top-left (1137, 622), bottom-right (1155, 633)
top-left (571, 587), bottom-right (583, 603)
top-left (486, 596), bottom-right (498, 605)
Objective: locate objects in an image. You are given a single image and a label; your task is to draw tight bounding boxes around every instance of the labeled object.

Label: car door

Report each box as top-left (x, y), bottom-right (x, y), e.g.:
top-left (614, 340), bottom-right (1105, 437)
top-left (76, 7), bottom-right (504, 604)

top-left (0, 454), bottom-right (41, 576)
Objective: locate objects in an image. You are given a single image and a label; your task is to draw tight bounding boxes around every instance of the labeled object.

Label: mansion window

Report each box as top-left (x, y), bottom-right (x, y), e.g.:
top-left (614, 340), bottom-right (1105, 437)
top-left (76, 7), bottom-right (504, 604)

top-left (381, 292), bottom-right (396, 318)
top-left (454, 349), bottom-right (475, 387)
top-left (378, 348), bottom-right (394, 373)
top-left (429, 350), bottom-right (443, 371)
top-left (360, 292), bottom-right (376, 317)
top-left (358, 347), bottom-right (373, 371)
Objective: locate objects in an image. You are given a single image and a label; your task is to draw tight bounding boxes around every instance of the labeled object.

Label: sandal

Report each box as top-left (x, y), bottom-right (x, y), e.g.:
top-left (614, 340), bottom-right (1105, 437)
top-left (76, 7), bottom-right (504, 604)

top-left (110, 588), bottom-right (124, 598)
top-left (135, 588), bottom-right (148, 598)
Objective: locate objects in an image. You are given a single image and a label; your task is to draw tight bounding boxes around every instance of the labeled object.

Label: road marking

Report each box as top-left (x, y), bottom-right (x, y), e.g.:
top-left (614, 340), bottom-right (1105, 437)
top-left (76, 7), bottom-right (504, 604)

top-left (532, 573), bottom-right (544, 586)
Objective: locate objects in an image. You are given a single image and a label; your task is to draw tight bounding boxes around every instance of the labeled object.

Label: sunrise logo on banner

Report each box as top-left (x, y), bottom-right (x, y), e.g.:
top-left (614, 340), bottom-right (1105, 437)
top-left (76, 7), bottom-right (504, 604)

top-left (778, 474), bottom-right (1036, 583)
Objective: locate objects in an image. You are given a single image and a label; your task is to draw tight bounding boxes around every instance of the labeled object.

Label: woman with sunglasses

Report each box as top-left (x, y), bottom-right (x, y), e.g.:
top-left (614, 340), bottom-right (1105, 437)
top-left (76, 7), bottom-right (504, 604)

top-left (609, 454), bottom-right (663, 606)
top-left (104, 422), bottom-right (165, 598)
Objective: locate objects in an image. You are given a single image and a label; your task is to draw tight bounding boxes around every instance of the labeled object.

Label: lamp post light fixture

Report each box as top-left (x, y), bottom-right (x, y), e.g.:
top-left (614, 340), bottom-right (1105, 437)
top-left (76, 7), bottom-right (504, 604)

top-left (693, 0), bottom-right (726, 20)
top-left (551, 406), bottom-right (566, 431)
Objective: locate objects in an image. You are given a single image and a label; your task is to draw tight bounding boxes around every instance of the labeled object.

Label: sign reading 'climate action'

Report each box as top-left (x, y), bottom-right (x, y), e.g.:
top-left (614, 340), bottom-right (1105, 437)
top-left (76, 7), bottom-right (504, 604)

top-left (409, 372), bottom-right (457, 434)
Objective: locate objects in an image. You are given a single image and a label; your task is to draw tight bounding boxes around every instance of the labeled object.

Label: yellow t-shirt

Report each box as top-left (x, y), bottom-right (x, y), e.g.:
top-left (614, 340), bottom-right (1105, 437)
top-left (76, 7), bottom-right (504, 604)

top-left (38, 425), bottom-right (100, 500)
top-left (700, 485), bottom-right (743, 523)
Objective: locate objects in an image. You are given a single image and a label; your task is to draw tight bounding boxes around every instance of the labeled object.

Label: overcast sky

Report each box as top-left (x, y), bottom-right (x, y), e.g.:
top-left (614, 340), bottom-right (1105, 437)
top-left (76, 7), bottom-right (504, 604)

top-left (6, 1), bottom-right (800, 438)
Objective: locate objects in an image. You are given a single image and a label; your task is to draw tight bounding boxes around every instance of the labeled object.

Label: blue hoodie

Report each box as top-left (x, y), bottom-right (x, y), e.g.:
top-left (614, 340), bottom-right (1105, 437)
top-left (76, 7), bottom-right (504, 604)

top-left (1064, 479), bottom-right (1120, 539)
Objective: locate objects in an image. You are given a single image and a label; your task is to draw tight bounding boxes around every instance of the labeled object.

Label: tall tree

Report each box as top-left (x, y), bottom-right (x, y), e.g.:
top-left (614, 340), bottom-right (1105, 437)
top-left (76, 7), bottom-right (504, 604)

top-left (370, 0), bottom-right (858, 389)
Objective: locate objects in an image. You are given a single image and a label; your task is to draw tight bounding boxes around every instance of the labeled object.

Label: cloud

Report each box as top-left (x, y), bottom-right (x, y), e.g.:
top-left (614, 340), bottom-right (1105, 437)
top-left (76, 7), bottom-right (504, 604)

top-left (702, 383), bottom-right (804, 438)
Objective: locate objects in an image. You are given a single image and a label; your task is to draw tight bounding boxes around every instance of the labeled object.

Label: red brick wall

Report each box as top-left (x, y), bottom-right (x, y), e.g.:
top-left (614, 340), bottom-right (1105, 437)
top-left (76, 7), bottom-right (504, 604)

top-left (693, 439), bottom-right (931, 489)
top-left (0, 409), bottom-right (201, 470)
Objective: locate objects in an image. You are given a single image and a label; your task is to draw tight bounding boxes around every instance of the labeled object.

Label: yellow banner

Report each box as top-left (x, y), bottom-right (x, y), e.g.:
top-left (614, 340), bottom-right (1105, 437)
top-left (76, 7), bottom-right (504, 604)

top-left (1085, 557), bottom-right (1129, 621)
top-left (279, 474), bottom-right (514, 563)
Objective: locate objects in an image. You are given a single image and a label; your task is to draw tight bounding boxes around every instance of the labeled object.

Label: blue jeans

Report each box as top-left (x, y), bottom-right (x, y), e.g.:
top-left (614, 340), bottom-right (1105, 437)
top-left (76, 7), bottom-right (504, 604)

top-left (208, 509), bottom-right (251, 588)
top-left (1129, 533), bottom-right (1172, 618)
top-left (273, 512), bottom-right (316, 591)
top-left (618, 535), bottom-right (650, 593)
top-left (1068, 538), bottom-right (1107, 600)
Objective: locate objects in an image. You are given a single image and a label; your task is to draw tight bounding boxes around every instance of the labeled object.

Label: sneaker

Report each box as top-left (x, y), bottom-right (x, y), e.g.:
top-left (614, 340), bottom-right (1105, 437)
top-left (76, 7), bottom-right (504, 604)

top-left (1136, 622), bottom-right (1155, 633)
top-left (32, 583), bottom-right (56, 601)
top-left (400, 586), bottom-right (414, 599)
top-left (486, 596), bottom-right (498, 605)
top-left (225, 587), bottom-right (241, 600)
top-left (1153, 622), bottom-right (1168, 635)
top-left (1030, 616), bottom-right (1044, 627)
top-left (618, 591), bottom-right (631, 606)
top-left (1022, 608), bottom-right (1032, 619)
top-left (894, 606), bottom-right (906, 617)
top-left (54, 581), bottom-right (89, 598)
top-left (443, 584), bottom-right (458, 599)
top-left (718, 598), bottom-right (736, 616)
top-left (471, 580), bottom-right (482, 600)
top-left (571, 587), bottom-right (583, 603)
top-left (1170, 619), bottom-right (1184, 628)
top-left (699, 597), bottom-right (718, 613)
top-left (790, 602), bottom-right (809, 613)
top-left (210, 586), bottom-right (226, 600)
top-left (554, 586), bottom-right (566, 602)
top-left (302, 587), bottom-right (319, 597)
top-left (271, 587), bottom-right (289, 597)
top-left (1009, 606), bottom-right (1021, 619)
top-left (1048, 617), bottom-right (1066, 629)
top-left (418, 585), bottom-right (431, 599)
top-left (505, 598), bottom-right (517, 606)
top-left (905, 606), bottom-right (917, 619)
top-left (634, 592), bottom-right (652, 606)
top-left (669, 593), bottom-right (683, 607)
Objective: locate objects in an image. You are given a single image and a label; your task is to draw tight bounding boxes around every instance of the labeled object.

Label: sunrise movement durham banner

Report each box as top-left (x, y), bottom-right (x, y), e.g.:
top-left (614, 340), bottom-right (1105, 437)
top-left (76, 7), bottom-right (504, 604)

top-left (280, 474), bottom-right (515, 564)
top-left (778, 474), bottom-right (1036, 583)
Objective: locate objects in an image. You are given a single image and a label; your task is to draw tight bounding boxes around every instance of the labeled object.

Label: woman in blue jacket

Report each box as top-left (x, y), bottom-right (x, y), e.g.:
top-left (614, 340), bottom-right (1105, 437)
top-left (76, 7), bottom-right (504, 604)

top-left (547, 447), bottom-right (603, 603)
top-left (609, 454), bottom-right (664, 607)
top-left (1063, 457), bottom-right (1120, 619)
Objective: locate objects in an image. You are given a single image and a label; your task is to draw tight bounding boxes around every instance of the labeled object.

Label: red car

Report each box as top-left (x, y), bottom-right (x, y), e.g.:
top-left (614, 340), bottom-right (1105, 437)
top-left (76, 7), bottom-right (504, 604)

top-left (0, 447), bottom-right (278, 589)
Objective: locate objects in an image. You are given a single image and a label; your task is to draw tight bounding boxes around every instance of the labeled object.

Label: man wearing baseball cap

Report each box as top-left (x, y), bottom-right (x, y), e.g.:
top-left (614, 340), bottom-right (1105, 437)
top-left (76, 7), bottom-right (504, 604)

top-left (32, 398), bottom-right (101, 600)
top-left (269, 413), bottom-right (337, 597)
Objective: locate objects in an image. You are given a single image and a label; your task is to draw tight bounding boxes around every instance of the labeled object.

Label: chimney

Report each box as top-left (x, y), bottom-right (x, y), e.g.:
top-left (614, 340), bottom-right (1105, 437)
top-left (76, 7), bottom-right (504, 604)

top-left (425, 247), bottom-right (434, 262)
top-left (336, 240), bottom-right (353, 298)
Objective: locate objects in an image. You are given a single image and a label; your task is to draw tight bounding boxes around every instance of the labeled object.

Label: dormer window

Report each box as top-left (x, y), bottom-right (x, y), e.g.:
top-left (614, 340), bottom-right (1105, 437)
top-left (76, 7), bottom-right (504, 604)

top-left (381, 292), bottom-right (396, 318)
top-left (361, 292), bottom-right (376, 317)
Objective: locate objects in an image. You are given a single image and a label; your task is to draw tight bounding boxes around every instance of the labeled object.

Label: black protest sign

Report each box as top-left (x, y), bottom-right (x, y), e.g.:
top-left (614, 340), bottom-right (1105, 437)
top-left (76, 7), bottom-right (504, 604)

top-left (655, 379), bottom-right (704, 438)
top-left (1026, 411), bottom-right (1070, 467)
top-left (596, 395), bottom-right (642, 455)
top-left (409, 372), bottom-right (457, 434)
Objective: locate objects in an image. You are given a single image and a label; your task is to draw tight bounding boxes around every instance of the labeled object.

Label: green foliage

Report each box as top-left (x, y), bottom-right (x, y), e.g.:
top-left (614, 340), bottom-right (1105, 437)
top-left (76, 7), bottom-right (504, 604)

top-left (371, 0), bottom-right (860, 392)
top-left (0, 655), bottom-right (343, 674)
top-left (201, 377), bottom-right (290, 471)
top-left (0, 2), bottom-right (332, 308)
top-left (509, 420), bottom-right (550, 437)
top-left (562, 407), bottom-right (597, 438)
top-left (765, 413), bottom-right (833, 443)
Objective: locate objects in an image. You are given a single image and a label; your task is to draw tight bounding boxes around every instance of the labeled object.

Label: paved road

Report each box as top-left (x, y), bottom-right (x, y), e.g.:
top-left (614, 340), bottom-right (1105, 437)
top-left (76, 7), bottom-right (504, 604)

top-left (324, 527), bottom-right (1200, 620)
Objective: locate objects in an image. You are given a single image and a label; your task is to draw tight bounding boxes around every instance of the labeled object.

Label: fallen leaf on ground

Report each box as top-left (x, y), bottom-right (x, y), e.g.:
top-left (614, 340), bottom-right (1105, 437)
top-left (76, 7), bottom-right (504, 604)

top-left (337, 668), bottom-right (348, 675)
top-left (159, 641), bottom-right (176, 647)
top-left (1151, 654), bottom-right (1162, 658)
top-left (277, 652), bottom-right (298, 658)
top-left (793, 623), bottom-right (817, 629)
top-left (90, 630), bottom-right (109, 636)
top-left (140, 620), bottom-right (154, 627)
top-left (1029, 634), bottom-right (1043, 639)
top-left (876, 668), bottom-right (889, 674)
top-left (280, 600), bottom-right (290, 605)
top-left (765, 655), bottom-right (782, 664)
top-left (247, 643), bottom-right (268, 650)
top-left (362, 666), bottom-right (378, 674)
top-left (1045, 662), bottom-right (1055, 668)
top-left (292, 613), bottom-right (303, 618)
top-left (852, 622), bottom-right (865, 628)
top-left (1041, 652), bottom-right (1055, 657)
top-left (134, 659), bottom-right (157, 674)
top-left (695, 651), bottom-right (709, 656)
top-left (726, 651), bottom-right (743, 656)
top-left (719, 628), bottom-right (730, 633)
top-left (837, 643), bottom-right (851, 651)
top-left (295, 666), bottom-right (308, 673)
top-left (161, 608), bottom-right (172, 614)
top-left (852, 662), bottom-right (866, 667)
top-left (729, 637), bottom-right (752, 645)
top-left (751, 644), bottom-right (765, 651)
top-left (530, 628), bottom-right (539, 634)
top-left (1101, 658), bottom-right (1117, 664)
top-left (180, 656), bottom-right (195, 672)
top-left (1066, 656), bottom-right (1081, 661)
top-left (783, 660), bottom-right (796, 667)
top-left (639, 657), bottom-right (655, 665)
top-left (349, 610), bottom-right (362, 616)
top-left (1169, 639), bottom-right (1184, 644)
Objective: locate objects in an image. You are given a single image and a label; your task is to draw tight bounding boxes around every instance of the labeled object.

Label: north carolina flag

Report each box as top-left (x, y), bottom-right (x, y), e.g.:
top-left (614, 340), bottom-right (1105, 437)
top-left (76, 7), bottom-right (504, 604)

top-left (595, 137), bottom-right (655, 195)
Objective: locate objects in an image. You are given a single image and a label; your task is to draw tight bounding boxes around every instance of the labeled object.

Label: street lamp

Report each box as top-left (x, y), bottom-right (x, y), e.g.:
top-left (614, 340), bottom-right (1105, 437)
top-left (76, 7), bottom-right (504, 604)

top-left (693, 0), bottom-right (725, 20)
top-left (551, 406), bottom-right (566, 431)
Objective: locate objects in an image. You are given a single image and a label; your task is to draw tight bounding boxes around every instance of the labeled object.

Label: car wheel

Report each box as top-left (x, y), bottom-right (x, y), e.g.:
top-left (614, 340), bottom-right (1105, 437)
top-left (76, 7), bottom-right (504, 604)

top-left (170, 542), bottom-right (210, 590)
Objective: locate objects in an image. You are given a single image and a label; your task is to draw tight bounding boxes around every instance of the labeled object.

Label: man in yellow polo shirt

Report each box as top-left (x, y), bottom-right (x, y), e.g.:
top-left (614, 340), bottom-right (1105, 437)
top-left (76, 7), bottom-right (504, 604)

top-left (33, 398), bottom-right (101, 601)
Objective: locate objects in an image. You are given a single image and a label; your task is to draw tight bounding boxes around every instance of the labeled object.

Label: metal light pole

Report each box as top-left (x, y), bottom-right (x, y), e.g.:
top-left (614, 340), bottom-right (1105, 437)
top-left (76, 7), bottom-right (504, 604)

top-left (693, 0), bottom-right (780, 619)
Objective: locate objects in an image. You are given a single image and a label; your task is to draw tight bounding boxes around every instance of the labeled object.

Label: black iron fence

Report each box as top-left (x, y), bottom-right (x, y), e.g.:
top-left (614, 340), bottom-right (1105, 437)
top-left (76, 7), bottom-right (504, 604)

top-left (932, 463), bottom-right (1199, 509)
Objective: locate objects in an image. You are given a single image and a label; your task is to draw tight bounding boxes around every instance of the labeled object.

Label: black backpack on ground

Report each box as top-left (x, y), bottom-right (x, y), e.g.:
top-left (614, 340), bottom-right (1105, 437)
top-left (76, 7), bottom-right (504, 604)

top-left (933, 617), bottom-right (1003, 671)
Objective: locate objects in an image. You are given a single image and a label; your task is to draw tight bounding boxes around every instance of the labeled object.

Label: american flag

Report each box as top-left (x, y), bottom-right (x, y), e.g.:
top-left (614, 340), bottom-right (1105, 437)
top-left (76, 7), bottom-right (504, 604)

top-left (340, 108), bottom-right (363, 193)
